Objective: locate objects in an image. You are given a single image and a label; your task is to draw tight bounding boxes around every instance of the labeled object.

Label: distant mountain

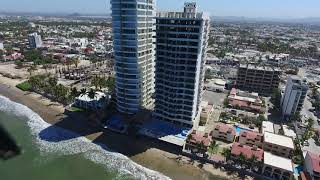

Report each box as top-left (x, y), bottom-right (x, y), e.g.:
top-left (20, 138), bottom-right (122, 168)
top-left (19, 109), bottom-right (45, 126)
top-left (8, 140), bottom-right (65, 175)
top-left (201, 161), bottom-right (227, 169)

top-left (212, 16), bottom-right (320, 25)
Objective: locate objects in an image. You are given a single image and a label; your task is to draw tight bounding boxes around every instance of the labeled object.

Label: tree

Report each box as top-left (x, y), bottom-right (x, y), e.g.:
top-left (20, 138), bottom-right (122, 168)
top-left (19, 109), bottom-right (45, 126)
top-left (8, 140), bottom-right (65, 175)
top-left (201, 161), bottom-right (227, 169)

top-left (27, 64), bottom-right (37, 77)
top-left (88, 89), bottom-right (96, 99)
top-left (238, 153), bottom-right (246, 165)
top-left (271, 88), bottom-right (282, 111)
top-left (222, 148), bottom-right (231, 160)
top-left (80, 88), bottom-right (87, 95)
top-left (15, 61), bottom-right (24, 69)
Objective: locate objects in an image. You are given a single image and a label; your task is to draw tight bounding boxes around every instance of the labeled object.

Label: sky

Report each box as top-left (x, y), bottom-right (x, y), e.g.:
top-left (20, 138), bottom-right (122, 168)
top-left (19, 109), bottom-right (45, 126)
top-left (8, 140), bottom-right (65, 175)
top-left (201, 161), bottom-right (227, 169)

top-left (0, 0), bottom-right (320, 18)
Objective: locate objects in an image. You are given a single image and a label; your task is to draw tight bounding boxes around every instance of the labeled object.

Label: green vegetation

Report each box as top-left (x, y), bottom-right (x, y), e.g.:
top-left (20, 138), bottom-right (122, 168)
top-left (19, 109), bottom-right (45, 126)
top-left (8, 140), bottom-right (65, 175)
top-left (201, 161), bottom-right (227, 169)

top-left (271, 88), bottom-right (282, 111)
top-left (302, 118), bottom-right (315, 142)
top-left (91, 76), bottom-right (115, 93)
top-left (16, 81), bottom-right (32, 91)
top-left (208, 141), bottom-right (219, 155)
top-left (28, 75), bottom-right (73, 104)
top-left (221, 148), bottom-right (231, 160)
top-left (24, 50), bottom-right (56, 65)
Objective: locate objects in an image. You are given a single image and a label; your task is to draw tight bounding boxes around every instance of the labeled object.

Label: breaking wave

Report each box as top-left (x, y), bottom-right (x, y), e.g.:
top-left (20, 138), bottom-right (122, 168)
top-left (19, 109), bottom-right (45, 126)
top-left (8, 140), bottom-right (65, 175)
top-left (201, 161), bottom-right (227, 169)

top-left (0, 95), bottom-right (170, 180)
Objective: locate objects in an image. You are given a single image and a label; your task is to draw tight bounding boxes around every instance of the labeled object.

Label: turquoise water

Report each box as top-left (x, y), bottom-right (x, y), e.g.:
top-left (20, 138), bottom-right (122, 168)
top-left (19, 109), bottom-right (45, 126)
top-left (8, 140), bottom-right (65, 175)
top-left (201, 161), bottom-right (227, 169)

top-left (0, 95), bottom-right (168, 180)
top-left (294, 165), bottom-right (303, 175)
top-left (234, 125), bottom-right (252, 134)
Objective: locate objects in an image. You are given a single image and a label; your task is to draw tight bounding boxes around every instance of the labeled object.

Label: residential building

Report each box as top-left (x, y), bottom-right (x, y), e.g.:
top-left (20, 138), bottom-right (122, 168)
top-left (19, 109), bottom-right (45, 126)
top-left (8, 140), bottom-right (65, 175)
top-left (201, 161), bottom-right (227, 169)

top-left (199, 101), bottom-right (213, 125)
top-left (153, 2), bottom-right (210, 127)
top-left (110, 0), bottom-right (156, 114)
top-left (231, 143), bottom-right (264, 162)
top-left (263, 132), bottom-right (294, 158)
top-left (28, 32), bottom-right (43, 49)
top-left (261, 121), bottom-right (274, 134)
top-left (304, 151), bottom-right (320, 179)
top-left (262, 152), bottom-right (294, 180)
top-left (236, 64), bottom-right (281, 95)
top-left (184, 130), bottom-right (212, 154)
top-left (281, 76), bottom-right (308, 119)
top-left (239, 131), bottom-right (263, 148)
top-left (74, 92), bottom-right (111, 111)
top-left (212, 124), bottom-right (236, 142)
top-left (227, 88), bottom-right (264, 113)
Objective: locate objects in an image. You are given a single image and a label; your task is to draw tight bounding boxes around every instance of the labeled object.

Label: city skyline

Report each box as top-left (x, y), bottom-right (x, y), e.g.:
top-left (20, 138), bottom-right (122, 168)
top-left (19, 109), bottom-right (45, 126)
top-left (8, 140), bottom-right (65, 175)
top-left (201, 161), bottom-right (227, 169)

top-left (1, 0), bottom-right (320, 18)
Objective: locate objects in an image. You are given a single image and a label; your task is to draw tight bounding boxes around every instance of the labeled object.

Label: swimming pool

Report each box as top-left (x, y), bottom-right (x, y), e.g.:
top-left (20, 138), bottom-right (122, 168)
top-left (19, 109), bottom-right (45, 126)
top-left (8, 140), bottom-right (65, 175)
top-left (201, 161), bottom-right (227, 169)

top-left (234, 125), bottom-right (252, 133)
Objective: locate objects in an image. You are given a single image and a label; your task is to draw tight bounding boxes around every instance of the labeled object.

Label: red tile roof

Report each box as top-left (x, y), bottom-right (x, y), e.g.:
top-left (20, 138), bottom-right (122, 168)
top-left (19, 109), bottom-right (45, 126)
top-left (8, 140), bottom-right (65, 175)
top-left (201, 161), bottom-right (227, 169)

top-left (214, 124), bottom-right (236, 135)
top-left (188, 131), bottom-right (212, 147)
top-left (228, 99), bottom-right (262, 111)
top-left (231, 143), bottom-right (264, 161)
top-left (307, 151), bottom-right (320, 173)
top-left (240, 131), bottom-right (263, 142)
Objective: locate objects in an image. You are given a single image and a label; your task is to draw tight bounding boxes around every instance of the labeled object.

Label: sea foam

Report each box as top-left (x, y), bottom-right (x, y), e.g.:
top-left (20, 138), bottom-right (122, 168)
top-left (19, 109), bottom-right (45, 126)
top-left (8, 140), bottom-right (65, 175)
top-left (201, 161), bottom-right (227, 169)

top-left (0, 95), bottom-right (171, 180)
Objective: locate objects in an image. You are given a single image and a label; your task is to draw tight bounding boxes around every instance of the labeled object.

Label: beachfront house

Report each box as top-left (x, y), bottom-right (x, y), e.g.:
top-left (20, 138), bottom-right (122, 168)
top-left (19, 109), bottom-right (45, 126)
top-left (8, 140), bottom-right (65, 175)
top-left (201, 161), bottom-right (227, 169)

top-left (211, 124), bottom-right (236, 142)
top-left (239, 131), bottom-right (263, 148)
top-left (304, 151), bottom-right (320, 179)
top-left (74, 91), bottom-right (110, 111)
top-left (230, 143), bottom-right (264, 165)
top-left (184, 130), bottom-right (213, 155)
top-left (262, 152), bottom-right (294, 180)
top-left (263, 132), bottom-right (294, 158)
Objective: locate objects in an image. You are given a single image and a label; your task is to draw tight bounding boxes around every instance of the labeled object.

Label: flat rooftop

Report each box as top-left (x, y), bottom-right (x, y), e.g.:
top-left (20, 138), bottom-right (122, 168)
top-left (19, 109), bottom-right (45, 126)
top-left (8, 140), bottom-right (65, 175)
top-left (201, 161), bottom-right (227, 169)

top-left (156, 12), bottom-right (209, 20)
top-left (264, 152), bottom-right (293, 172)
top-left (264, 132), bottom-right (294, 149)
top-left (240, 64), bottom-right (281, 72)
top-left (262, 121), bottom-right (274, 134)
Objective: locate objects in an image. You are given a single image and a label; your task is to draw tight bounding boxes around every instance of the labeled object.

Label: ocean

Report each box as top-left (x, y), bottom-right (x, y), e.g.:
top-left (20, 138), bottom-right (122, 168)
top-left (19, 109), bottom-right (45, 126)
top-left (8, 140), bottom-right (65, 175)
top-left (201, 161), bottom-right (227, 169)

top-left (0, 95), bottom-right (169, 180)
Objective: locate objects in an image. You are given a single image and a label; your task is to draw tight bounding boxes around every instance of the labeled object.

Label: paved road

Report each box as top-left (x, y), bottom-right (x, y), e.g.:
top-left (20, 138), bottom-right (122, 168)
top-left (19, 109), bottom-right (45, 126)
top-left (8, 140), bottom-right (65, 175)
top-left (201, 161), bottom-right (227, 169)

top-left (301, 92), bottom-right (319, 129)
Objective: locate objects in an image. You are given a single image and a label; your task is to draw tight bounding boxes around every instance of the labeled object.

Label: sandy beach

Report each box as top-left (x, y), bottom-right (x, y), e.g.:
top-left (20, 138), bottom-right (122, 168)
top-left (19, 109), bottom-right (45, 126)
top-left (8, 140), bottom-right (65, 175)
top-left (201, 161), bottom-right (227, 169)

top-left (0, 75), bottom-right (243, 180)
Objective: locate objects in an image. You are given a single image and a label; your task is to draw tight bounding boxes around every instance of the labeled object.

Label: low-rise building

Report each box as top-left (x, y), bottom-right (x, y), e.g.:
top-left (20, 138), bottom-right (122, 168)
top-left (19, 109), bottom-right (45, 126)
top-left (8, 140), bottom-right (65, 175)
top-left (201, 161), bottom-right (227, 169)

top-left (227, 88), bottom-right (264, 113)
top-left (263, 132), bottom-right (294, 158)
top-left (261, 121), bottom-right (274, 134)
top-left (212, 124), bottom-right (236, 142)
top-left (231, 143), bottom-right (264, 162)
top-left (262, 152), bottom-right (294, 180)
top-left (74, 91), bottom-right (110, 111)
top-left (184, 130), bottom-right (212, 154)
top-left (239, 131), bottom-right (263, 148)
top-left (200, 101), bottom-right (214, 125)
top-left (304, 151), bottom-right (320, 179)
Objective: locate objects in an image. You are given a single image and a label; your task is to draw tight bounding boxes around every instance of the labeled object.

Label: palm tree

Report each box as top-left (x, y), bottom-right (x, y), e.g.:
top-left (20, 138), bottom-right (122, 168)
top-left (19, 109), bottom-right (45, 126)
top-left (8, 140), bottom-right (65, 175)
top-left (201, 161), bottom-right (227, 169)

top-left (27, 64), bottom-right (37, 77)
top-left (80, 88), bottom-right (87, 95)
top-left (222, 148), bottom-right (231, 160)
top-left (88, 89), bottom-right (96, 99)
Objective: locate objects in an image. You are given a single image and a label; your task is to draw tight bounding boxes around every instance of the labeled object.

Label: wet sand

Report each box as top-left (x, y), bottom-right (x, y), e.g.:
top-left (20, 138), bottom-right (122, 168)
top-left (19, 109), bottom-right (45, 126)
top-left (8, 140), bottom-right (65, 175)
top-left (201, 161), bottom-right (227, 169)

top-left (0, 76), bottom-right (237, 180)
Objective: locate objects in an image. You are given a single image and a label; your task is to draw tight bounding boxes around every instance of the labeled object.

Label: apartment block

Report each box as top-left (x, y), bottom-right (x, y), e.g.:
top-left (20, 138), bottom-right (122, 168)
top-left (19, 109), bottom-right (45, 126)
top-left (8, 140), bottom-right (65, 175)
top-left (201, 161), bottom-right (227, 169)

top-left (28, 32), bottom-right (42, 49)
top-left (281, 76), bottom-right (308, 119)
top-left (263, 132), bottom-right (294, 158)
top-left (236, 64), bottom-right (281, 95)
top-left (153, 2), bottom-right (210, 127)
top-left (304, 151), bottom-right (320, 179)
top-left (110, 0), bottom-right (155, 114)
top-left (239, 131), bottom-right (263, 148)
top-left (212, 124), bottom-right (236, 142)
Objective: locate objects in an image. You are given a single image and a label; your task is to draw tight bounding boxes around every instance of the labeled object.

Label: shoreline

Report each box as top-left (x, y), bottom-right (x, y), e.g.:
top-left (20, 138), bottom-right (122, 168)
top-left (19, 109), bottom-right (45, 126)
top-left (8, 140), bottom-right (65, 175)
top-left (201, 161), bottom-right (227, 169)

top-left (0, 76), bottom-right (239, 180)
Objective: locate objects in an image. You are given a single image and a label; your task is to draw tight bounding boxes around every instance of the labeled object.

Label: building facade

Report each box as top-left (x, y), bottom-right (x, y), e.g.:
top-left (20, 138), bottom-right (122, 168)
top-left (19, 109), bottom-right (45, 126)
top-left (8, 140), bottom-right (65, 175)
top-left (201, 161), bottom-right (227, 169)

top-left (304, 151), bottom-right (320, 179)
top-left (153, 3), bottom-right (210, 127)
top-left (110, 0), bottom-right (156, 114)
top-left (236, 64), bottom-right (281, 95)
top-left (281, 76), bottom-right (308, 119)
top-left (212, 124), bottom-right (236, 142)
top-left (28, 32), bottom-right (42, 49)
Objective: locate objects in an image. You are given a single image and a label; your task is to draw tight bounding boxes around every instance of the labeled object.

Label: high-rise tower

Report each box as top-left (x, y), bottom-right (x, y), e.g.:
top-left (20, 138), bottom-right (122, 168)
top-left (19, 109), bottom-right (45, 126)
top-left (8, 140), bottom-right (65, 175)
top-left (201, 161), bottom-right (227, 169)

top-left (110, 0), bottom-right (156, 114)
top-left (154, 3), bottom-right (210, 127)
